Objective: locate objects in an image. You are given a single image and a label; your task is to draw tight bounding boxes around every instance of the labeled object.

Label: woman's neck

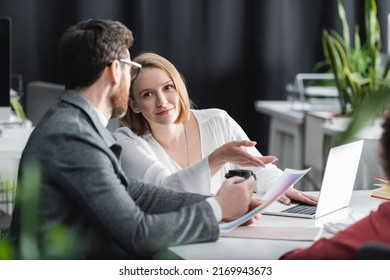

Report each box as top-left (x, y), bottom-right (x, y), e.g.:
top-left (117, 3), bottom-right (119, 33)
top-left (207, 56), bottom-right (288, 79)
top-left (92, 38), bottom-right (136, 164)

top-left (149, 112), bottom-right (201, 168)
top-left (150, 123), bottom-right (185, 148)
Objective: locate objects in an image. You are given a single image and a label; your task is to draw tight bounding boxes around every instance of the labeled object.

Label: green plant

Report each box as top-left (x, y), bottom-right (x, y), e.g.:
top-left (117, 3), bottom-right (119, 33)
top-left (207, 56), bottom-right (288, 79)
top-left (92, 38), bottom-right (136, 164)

top-left (10, 97), bottom-right (27, 123)
top-left (0, 160), bottom-right (73, 259)
top-left (322, 0), bottom-right (390, 115)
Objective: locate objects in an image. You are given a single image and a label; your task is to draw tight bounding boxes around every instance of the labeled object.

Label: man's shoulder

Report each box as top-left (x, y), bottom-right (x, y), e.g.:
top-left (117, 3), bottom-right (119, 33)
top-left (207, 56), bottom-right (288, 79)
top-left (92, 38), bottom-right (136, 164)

top-left (27, 102), bottom-right (102, 155)
top-left (35, 104), bottom-right (88, 134)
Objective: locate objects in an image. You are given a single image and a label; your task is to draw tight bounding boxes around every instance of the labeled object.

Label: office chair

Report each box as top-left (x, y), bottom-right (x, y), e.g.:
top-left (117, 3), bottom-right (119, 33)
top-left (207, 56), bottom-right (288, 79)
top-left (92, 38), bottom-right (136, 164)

top-left (356, 242), bottom-right (390, 260)
top-left (25, 81), bottom-right (120, 132)
top-left (25, 81), bottom-right (64, 127)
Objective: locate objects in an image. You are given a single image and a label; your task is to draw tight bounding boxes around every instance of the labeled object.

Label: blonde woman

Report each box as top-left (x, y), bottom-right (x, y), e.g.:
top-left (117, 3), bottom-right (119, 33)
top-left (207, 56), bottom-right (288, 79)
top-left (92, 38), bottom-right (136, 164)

top-left (115, 52), bottom-right (317, 205)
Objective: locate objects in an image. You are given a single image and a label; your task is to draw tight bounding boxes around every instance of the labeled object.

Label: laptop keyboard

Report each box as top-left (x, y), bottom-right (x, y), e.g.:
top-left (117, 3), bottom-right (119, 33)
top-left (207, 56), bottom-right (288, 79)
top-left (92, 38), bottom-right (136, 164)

top-left (282, 204), bottom-right (317, 215)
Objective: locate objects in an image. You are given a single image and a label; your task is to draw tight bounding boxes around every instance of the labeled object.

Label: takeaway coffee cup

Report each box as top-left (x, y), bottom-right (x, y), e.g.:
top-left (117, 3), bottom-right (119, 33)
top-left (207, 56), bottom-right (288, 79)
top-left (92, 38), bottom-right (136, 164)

top-left (225, 169), bottom-right (256, 181)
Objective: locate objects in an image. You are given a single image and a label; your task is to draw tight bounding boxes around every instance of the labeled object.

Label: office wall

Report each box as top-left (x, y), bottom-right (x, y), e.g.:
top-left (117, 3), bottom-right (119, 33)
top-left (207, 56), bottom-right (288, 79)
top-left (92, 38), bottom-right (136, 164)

top-left (1, 0), bottom-right (390, 154)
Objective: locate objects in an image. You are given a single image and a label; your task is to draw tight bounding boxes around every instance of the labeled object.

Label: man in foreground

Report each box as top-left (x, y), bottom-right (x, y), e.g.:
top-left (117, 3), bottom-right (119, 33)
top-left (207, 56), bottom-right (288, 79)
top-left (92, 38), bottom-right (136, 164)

top-left (7, 18), bottom-right (258, 259)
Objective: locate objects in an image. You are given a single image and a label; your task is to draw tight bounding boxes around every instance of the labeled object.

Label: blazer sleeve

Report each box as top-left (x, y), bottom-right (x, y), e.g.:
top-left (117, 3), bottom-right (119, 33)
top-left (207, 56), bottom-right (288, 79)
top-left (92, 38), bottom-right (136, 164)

top-left (43, 129), bottom-right (219, 256)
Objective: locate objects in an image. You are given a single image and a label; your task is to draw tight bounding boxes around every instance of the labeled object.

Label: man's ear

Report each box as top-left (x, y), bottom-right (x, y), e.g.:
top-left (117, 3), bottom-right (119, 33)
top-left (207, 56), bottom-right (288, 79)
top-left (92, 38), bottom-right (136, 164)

top-left (107, 60), bottom-right (121, 85)
top-left (129, 97), bottom-right (141, 113)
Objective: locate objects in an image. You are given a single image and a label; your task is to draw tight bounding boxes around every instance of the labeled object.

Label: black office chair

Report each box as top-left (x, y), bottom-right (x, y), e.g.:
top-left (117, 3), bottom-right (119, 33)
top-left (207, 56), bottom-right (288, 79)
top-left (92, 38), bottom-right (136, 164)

top-left (357, 242), bottom-right (390, 260)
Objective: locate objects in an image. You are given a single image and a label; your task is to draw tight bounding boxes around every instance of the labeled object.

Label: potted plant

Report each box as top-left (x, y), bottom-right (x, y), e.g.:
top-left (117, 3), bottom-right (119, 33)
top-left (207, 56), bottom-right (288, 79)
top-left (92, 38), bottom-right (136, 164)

top-left (322, 0), bottom-right (390, 116)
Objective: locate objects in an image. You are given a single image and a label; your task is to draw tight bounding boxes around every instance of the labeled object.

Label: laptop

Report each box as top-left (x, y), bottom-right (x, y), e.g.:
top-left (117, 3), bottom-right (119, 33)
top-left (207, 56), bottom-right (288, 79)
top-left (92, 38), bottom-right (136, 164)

top-left (263, 139), bottom-right (364, 219)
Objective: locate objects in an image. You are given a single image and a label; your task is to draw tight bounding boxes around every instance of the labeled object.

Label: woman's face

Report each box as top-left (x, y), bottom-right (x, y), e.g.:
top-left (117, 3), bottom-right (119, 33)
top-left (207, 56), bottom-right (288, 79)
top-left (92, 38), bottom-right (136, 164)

top-left (130, 67), bottom-right (180, 127)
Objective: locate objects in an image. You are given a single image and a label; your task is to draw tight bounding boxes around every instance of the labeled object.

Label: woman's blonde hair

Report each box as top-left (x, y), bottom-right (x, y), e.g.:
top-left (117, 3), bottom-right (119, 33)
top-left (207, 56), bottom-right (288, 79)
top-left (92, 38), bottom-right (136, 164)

top-left (120, 52), bottom-right (193, 135)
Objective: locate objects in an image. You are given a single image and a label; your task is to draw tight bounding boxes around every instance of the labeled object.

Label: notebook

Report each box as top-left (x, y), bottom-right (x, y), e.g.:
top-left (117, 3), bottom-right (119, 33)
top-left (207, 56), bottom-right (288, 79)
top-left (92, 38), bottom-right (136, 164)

top-left (263, 139), bottom-right (364, 219)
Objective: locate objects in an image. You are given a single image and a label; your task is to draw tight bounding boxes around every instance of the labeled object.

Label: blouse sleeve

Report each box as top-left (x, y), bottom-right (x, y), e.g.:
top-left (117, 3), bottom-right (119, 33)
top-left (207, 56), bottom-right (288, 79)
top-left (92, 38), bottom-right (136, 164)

top-left (115, 128), bottom-right (212, 195)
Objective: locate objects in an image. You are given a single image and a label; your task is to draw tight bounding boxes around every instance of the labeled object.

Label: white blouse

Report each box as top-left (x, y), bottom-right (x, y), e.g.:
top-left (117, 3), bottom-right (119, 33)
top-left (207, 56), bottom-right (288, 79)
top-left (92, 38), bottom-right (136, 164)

top-left (114, 108), bottom-right (283, 195)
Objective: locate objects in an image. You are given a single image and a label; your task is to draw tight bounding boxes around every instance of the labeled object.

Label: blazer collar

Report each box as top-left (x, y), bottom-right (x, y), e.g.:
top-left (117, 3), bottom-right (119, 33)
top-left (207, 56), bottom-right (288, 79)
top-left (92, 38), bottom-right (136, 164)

top-left (59, 89), bottom-right (117, 148)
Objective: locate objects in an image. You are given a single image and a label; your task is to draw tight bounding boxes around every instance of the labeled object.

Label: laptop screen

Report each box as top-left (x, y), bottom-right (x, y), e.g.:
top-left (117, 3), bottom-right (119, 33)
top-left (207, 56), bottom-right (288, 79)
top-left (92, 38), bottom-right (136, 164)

top-left (263, 140), bottom-right (364, 219)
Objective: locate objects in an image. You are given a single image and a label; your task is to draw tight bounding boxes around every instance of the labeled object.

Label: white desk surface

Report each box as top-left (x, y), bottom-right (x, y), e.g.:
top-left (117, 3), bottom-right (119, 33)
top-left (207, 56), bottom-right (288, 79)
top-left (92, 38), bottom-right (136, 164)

top-left (322, 117), bottom-right (383, 139)
top-left (254, 100), bottom-right (305, 125)
top-left (168, 190), bottom-right (385, 260)
top-left (0, 127), bottom-right (33, 156)
top-left (0, 126), bottom-right (33, 179)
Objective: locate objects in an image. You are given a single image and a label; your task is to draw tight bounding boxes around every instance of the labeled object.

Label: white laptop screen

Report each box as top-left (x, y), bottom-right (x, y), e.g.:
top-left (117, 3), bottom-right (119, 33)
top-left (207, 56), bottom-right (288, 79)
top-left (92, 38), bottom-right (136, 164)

top-left (263, 140), bottom-right (364, 219)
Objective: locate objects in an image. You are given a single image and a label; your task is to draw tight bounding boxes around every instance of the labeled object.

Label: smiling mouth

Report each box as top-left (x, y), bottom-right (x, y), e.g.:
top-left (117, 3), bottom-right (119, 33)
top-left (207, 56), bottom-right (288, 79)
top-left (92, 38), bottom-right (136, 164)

top-left (156, 107), bottom-right (173, 115)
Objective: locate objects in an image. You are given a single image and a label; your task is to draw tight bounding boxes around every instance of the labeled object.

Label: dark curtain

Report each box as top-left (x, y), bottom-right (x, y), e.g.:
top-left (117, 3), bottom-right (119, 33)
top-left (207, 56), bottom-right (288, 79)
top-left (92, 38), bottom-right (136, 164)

top-left (1, 0), bottom-right (390, 154)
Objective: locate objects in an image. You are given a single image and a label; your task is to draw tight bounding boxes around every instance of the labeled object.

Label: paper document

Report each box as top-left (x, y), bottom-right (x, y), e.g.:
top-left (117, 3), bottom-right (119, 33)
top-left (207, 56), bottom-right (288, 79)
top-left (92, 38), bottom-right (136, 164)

top-left (371, 177), bottom-right (390, 200)
top-left (218, 167), bottom-right (312, 233)
top-left (323, 209), bottom-right (357, 234)
top-left (221, 225), bottom-right (323, 241)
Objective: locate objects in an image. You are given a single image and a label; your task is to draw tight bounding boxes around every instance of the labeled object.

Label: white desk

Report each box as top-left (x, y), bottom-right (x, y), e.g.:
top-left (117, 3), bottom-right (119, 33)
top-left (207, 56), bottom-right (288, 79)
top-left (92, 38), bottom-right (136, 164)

top-left (0, 126), bottom-right (33, 179)
top-left (255, 101), bottom-right (384, 191)
top-left (321, 117), bottom-right (384, 190)
top-left (255, 100), bottom-right (305, 170)
top-left (168, 190), bottom-right (385, 260)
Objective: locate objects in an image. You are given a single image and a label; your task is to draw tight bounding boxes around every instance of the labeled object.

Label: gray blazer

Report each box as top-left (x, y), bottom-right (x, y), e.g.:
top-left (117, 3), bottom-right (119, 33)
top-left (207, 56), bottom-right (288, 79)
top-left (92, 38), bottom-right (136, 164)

top-left (8, 90), bottom-right (219, 259)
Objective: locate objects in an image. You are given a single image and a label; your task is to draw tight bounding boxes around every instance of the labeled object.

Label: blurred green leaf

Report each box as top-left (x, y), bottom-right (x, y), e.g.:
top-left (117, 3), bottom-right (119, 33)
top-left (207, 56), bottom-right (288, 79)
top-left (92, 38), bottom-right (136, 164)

top-left (0, 234), bottom-right (13, 259)
top-left (10, 97), bottom-right (27, 122)
top-left (19, 159), bottom-right (41, 259)
top-left (337, 87), bottom-right (390, 145)
top-left (0, 159), bottom-right (74, 260)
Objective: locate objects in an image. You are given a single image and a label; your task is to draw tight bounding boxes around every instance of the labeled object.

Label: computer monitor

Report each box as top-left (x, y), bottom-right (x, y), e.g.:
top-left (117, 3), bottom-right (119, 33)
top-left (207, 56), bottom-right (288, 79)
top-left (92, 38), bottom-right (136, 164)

top-left (0, 16), bottom-right (11, 123)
